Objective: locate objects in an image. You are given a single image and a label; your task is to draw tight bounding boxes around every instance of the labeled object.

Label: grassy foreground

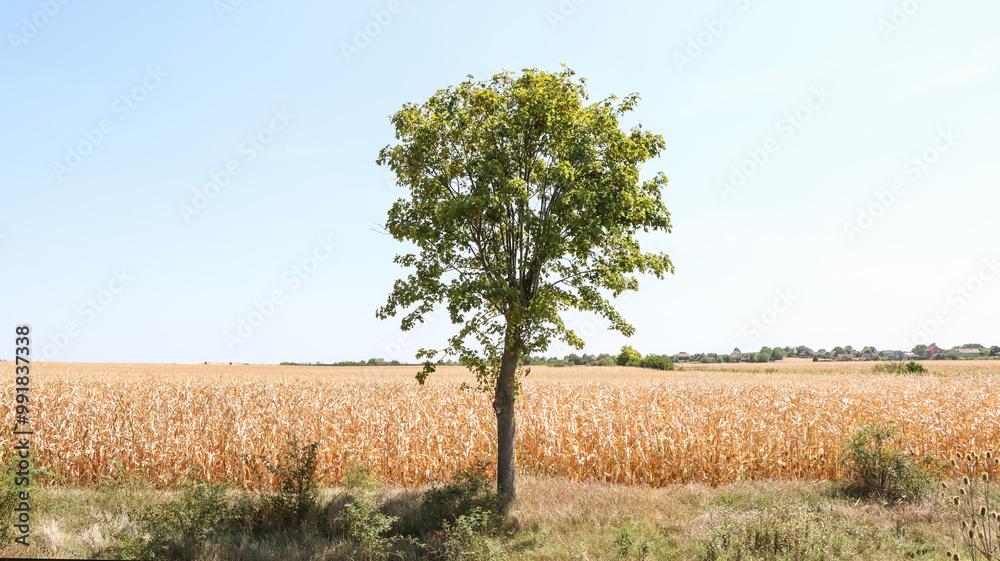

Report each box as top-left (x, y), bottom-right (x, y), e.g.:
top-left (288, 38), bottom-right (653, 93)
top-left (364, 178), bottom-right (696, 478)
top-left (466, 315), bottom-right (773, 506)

top-left (0, 472), bottom-right (963, 560)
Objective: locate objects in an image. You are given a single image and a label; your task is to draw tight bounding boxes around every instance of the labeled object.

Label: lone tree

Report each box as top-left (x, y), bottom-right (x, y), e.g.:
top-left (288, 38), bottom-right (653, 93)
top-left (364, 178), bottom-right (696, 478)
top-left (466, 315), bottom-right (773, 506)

top-left (375, 67), bottom-right (673, 510)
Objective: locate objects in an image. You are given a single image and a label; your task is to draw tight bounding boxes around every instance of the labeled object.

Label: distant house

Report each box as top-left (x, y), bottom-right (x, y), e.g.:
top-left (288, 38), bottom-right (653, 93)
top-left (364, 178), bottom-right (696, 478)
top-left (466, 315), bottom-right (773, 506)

top-left (837, 354), bottom-right (854, 361)
top-left (884, 350), bottom-right (906, 361)
top-left (925, 345), bottom-right (943, 358)
top-left (990, 346), bottom-right (1000, 357)
top-left (905, 352), bottom-right (921, 360)
top-left (731, 348), bottom-right (742, 360)
top-left (676, 352), bottom-right (690, 362)
top-left (954, 348), bottom-right (984, 358)
top-left (707, 353), bottom-right (718, 359)
top-left (860, 353), bottom-right (874, 361)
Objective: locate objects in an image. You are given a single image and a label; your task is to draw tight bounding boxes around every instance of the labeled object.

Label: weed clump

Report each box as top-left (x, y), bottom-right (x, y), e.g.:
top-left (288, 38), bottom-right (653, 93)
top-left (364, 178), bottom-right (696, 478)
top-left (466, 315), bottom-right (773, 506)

top-left (106, 433), bottom-right (328, 559)
top-left (342, 460), bottom-right (382, 491)
top-left (946, 450), bottom-right (999, 561)
top-left (397, 462), bottom-right (504, 538)
top-left (329, 493), bottom-right (400, 559)
top-left (839, 420), bottom-right (935, 503)
top-left (262, 434), bottom-right (323, 527)
top-left (873, 360), bottom-right (928, 374)
top-left (0, 450), bottom-right (53, 549)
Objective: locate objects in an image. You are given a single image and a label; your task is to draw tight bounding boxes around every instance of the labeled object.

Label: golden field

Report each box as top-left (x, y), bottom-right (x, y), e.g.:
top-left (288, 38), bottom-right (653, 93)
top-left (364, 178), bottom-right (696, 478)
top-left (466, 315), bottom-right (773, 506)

top-left (4, 359), bottom-right (1000, 490)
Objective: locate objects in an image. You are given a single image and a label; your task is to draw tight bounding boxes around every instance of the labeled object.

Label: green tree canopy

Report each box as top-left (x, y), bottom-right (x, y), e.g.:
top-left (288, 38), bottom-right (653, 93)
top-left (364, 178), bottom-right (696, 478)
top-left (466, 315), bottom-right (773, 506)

top-left (616, 345), bottom-right (642, 366)
top-left (375, 67), bottom-right (673, 509)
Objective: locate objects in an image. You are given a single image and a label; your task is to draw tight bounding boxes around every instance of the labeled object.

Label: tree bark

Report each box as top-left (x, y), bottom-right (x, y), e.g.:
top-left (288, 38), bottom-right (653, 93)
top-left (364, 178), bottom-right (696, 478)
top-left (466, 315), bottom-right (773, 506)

top-left (494, 341), bottom-right (519, 513)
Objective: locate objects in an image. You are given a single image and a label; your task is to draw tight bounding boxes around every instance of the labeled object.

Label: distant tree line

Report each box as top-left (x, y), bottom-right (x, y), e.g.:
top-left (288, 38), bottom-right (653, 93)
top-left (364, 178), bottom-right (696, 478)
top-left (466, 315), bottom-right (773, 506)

top-left (279, 359), bottom-right (403, 366)
top-left (516, 346), bottom-right (674, 370)
top-left (518, 352), bottom-right (617, 367)
top-left (282, 342), bottom-right (997, 368)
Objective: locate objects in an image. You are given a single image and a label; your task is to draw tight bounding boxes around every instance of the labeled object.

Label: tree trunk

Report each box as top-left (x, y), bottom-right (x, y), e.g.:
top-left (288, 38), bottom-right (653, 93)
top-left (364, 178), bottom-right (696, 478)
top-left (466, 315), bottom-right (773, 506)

top-left (494, 342), bottom-right (519, 513)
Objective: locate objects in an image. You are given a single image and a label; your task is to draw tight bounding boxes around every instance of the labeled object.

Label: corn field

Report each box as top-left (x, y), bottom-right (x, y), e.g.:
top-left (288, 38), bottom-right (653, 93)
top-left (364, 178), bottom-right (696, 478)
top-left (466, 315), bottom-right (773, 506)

top-left (4, 361), bottom-right (1000, 490)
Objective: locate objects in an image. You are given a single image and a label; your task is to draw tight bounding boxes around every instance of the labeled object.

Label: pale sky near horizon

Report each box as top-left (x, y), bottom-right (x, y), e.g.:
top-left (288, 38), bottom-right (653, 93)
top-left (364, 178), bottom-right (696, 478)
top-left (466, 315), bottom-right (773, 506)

top-left (2, 0), bottom-right (998, 364)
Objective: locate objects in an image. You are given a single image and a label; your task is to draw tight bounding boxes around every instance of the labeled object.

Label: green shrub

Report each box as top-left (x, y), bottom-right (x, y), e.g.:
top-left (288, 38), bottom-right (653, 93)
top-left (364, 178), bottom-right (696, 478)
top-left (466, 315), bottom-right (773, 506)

top-left (0, 451), bottom-right (55, 548)
top-left (617, 346), bottom-right (641, 366)
top-left (840, 420), bottom-right (933, 503)
top-left (230, 434), bottom-right (325, 532)
top-left (873, 360), bottom-right (927, 374)
top-left (699, 502), bottom-right (869, 561)
top-left (434, 507), bottom-right (508, 561)
top-left (0, 460), bottom-right (22, 549)
top-left (132, 481), bottom-right (232, 560)
top-left (398, 462), bottom-right (503, 537)
top-left (640, 354), bottom-right (674, 371)
top-left (331, 493), bottom-right (399, 554)
top-left (343, 460), bottom-right (382, 491)
top-left (614, 521), bottom-right (652, 558)
top-left (107, 528), bottom-right (165, 561)
top-left (267, 434), bottom-right (322, 524)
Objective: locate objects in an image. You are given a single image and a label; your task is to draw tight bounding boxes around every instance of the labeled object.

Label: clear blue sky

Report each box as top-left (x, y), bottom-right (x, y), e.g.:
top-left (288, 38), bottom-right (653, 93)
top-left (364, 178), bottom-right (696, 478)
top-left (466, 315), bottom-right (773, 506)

top-left (3, 0), bottom-right (998, 364)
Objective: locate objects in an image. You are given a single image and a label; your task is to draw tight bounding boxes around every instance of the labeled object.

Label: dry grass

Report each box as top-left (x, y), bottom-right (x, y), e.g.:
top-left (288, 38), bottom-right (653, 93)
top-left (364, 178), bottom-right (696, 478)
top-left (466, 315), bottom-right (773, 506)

top-left (5, 361), bottom-right (1000, 491)
top-left (0, 472), bottom-right (959, 560)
